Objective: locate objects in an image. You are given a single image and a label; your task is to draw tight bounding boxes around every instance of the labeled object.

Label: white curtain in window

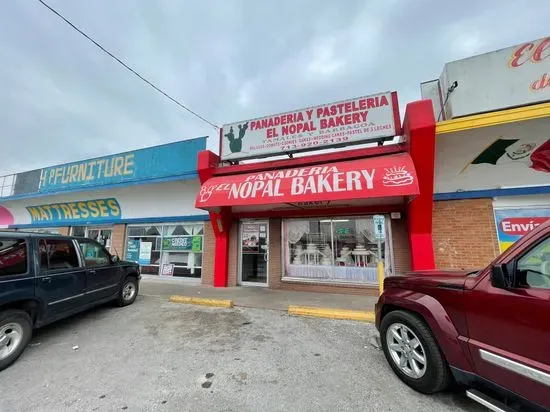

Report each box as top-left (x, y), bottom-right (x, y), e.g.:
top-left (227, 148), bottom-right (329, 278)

top-left (188, 252), bottom-right (195, 273)
top-left (285, 220), bottom-right (310, 244)
top-left (188, 224), bottom-right (204, 235)
top-left (164, 225), bottom-right (183, 236)
top-left (164, 224), bottom-right (203, 236)
top-left (356, 218), bottom-right (375, 244)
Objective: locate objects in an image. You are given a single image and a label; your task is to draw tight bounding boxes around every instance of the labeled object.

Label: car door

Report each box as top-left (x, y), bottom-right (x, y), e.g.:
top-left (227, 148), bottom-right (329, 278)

top-left (465, 232), bottom-right (550, 409)
top-left (77, 239), bottom-right (121, 302)
top-left (0, 236), bottom-right (34, 301)
top-left (34, 237), bottom-right (88, 319)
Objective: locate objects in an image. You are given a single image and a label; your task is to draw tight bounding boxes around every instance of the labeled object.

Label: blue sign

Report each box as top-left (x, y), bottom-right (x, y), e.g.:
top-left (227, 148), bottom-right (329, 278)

top-left (373, 215), bottom-right (385, 240)
top-left (26, 198), bottom-right (122, 224)
top-left (126, 239), bottom-right (140, 263)
top-left (494, 208), bottom-right (550, 252)
top-left (36, 137), bottom-right (206, 193)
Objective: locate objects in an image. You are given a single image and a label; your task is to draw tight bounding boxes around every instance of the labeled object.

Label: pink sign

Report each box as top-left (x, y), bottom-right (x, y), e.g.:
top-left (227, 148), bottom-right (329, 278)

top-left (0, 205), bottom-right (14, 227)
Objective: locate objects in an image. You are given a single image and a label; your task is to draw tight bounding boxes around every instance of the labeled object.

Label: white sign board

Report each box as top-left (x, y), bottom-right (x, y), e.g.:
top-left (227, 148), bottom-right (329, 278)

top-left (138, 242), bottom-right (152, 265)
top-left (221, 92), bottom-right (398, 161)
top-left (161, 263), bottom-right (175, 276)
top-left (373, 215), bottom-right (385, 240)
top-left (424, 37), bottom-right (550, 119)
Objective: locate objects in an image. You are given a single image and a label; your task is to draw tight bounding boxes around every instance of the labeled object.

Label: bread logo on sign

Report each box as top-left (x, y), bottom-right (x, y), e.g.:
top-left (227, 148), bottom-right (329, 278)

top-left (382, 166), bottom-right (414, 187)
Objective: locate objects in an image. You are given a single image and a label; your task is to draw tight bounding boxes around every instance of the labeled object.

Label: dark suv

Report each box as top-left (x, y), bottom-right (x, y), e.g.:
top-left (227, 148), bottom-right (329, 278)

top-left (0, 231), bottom-right (140, 371)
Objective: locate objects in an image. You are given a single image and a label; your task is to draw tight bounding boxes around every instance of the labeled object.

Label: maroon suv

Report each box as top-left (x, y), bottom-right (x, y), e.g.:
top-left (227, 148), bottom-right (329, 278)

top-left (375, 220), bottom-right (550, 411)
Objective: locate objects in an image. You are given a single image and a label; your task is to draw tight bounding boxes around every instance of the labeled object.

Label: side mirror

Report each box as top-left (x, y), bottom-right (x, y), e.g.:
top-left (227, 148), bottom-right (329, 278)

top-left (491, 264), bottom-right (511, 289)
top-left (111, 255), bottom-right (120, 263)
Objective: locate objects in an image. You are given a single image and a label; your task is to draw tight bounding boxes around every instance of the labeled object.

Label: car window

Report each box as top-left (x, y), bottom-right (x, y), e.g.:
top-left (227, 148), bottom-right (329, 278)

top-left (0, 237), bottom-right (28, 276)
top-left (517, 236), bottom-right (550, 289)
top-left (78, 241), bottom-right (110, 267)
top-left (39, 238), bottom-right (80, 271)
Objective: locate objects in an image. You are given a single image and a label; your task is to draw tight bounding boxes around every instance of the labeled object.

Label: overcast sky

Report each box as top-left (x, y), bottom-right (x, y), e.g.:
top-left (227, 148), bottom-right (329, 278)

top-left (0, 0), bottom-right (548, 175)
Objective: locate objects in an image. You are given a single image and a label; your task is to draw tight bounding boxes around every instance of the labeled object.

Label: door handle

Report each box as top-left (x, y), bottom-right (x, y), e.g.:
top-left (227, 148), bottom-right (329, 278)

top-left (41, 277), bottom-right (51, 283)
top-left (87, 269), bottom-right (96, 275)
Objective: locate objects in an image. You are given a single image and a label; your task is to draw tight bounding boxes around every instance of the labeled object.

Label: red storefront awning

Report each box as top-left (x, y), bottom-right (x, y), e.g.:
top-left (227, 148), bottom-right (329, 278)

top-left (196, 152), bottom-right (419, 212)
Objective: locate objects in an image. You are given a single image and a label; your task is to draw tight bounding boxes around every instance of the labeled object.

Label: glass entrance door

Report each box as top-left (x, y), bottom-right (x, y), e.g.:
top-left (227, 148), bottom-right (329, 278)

top-left (239, 220), bottom-right (269, 285)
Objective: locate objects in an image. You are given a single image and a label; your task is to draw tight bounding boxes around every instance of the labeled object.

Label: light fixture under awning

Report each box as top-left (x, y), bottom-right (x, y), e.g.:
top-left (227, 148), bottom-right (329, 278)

top-left (195, 152), bottom-right (419, 212)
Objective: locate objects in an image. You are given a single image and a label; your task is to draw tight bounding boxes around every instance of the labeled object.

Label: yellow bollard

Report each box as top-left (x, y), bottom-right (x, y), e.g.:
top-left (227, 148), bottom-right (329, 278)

top-left (377, 261), bottom-right (385, 295)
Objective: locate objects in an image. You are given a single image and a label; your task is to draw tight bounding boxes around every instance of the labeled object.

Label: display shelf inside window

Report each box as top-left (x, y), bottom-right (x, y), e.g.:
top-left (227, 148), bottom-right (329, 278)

top-left (291, 233), bottom-right (333, 266)
top-left (284, 217), bottom-right (386, 284)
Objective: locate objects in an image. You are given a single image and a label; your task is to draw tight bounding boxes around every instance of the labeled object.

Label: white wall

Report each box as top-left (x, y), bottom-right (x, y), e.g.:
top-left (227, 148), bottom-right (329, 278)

top-left (1, 179), bottom-right (204, 226)
top-left (435, 117), bottom-right (550, 193)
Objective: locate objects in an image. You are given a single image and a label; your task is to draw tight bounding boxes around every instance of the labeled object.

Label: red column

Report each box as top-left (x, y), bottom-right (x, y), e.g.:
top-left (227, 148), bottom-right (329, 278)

top-left (197, 150), bottom-right (231, 287)
top-left (404, 100), bottom-right (436, 270)
top-left (208, 210), bottom-right (231, 287)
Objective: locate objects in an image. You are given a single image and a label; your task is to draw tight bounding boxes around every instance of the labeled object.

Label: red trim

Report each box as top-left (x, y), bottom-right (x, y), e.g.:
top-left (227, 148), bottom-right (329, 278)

top-left (197, 151), bottom-right (232, 287)
top-left (232, 204), bottom-right (405, 219)
top-left (213, 144), bottom-right (406, 177)
top-left (196, 153), bottom-right (419, 210)
top-left (391, 91), bottom-right (402, 136)
top-left (404, 100), bottom-right (436, 270)
top-left (197, 150), bottom-right (220, 184)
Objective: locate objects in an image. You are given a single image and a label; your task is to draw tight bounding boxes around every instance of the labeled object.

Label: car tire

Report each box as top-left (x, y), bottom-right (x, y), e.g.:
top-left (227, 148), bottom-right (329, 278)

top-left (380, 310), bottom-right (451, 394)
top-left (0, 310), bottom-right (33, 372)
top-left (117, 276), bottom-right (139, 307)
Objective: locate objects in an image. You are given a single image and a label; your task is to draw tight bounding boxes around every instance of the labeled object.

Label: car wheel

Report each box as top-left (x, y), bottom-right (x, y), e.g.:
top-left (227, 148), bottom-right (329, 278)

top-left (380, 310), bottom-right (451, 394)
top-left (117, 277), bottom-right (139, 307)
top-left (0, 310), bottom-right (33, 372)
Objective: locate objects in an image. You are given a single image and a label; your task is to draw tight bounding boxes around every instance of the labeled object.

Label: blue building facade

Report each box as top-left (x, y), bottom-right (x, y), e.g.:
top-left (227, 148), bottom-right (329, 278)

top-left (0, 137), bottom-right (210, 280)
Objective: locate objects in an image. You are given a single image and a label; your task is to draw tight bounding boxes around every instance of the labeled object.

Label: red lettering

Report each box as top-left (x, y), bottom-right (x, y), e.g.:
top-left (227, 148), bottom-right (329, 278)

top-left (510, 42), bottom-right (535, 67)
top-left (379, 95), bottom-right (389, 106)
top-left (530, 73), bottom-right (550, 91)
top-left (500, 217), bottom-right (549, 235)
top-left (366, 98), bottom-right (375, 108)
top-left (316, 107), bottom-right (323, 118)
top-left (532, 37), bottom-right (550, 62)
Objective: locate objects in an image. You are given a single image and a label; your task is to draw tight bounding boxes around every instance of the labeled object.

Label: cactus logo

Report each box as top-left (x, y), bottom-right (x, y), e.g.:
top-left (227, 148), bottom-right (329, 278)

top-left (224, 122), bottom-right (249, 154)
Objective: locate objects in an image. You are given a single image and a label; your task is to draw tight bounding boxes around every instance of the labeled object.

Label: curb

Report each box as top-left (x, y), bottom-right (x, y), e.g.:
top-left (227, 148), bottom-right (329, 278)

top-left (288, 305), bottom-right (375, 322)
top-left (169, 295), bottom-right (234, 308)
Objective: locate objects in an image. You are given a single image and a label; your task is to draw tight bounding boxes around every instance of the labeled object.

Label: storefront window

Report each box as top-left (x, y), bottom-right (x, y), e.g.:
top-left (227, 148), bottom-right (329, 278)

top-left (282, 216), bottom-right (392, 283)
top-left (125, 223), bottom-right (204, 278)
top-left (70, 226), bottom-right (113, 252)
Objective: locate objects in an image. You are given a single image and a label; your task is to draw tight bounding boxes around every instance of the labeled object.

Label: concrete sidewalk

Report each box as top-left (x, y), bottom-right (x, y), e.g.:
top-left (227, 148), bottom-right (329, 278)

top-left (140, 276), bottom-right (379, 312)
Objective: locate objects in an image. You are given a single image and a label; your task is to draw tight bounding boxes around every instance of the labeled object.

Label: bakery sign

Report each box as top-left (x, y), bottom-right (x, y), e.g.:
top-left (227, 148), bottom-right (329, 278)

top-left (195, 153), bottom-right (419, 210)
top-left (220, 91), bottom-right (399, 161)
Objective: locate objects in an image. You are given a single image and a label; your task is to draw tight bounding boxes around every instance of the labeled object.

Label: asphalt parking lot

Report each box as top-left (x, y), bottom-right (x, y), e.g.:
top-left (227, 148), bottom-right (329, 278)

top-left (0, 295), bottom-right (485, 412)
